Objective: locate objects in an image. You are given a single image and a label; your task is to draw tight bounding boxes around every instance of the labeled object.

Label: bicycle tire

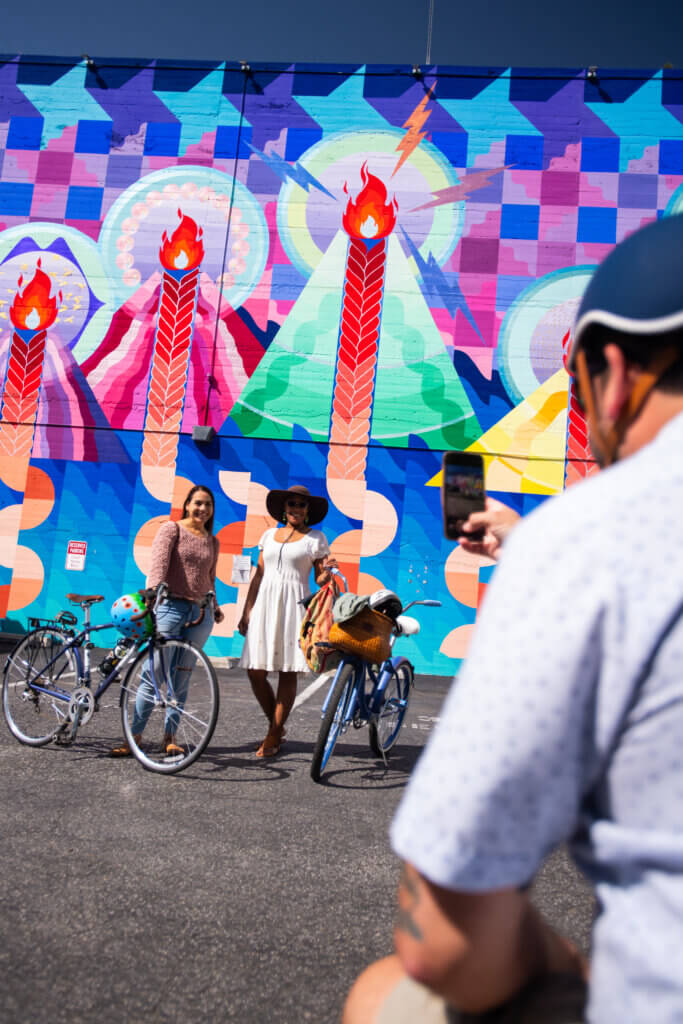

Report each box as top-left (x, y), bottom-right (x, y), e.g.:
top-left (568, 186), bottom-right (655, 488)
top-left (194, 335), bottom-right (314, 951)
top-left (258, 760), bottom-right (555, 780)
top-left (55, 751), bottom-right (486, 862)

top-left (310, 661), bottom-right (355, 783)
top-left (120, 639), bottom-right (219, 774)
top-left (3, 628), bottom-right (79, 746)
top-left (368, 661), bottom-right (413, 758)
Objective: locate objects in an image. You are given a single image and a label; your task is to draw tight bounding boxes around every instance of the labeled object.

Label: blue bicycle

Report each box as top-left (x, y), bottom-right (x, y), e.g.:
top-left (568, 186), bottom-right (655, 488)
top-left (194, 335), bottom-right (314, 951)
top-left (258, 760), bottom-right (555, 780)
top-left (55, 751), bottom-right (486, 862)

top-left (2, 586), bottom-right (218, 774)
top-left (310, 581), bottom-right (440, 782)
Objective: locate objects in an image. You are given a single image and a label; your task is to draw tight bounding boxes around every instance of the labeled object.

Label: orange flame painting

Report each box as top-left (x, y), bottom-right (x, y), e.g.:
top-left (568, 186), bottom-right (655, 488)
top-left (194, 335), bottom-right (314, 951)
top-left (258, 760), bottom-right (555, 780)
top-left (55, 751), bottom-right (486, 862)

top-left (159, 210), bottom-right (205, 271)
top-left (9, 261), bottom-right (61, 331)
top-left (342, 164), bottom-right (398, 239)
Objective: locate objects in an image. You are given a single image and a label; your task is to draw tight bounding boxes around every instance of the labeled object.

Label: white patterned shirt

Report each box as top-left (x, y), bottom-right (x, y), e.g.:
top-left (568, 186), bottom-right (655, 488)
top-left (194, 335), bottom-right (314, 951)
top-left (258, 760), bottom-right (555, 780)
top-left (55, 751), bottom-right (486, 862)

top-left (392, 411), bottom-right (683, 1024)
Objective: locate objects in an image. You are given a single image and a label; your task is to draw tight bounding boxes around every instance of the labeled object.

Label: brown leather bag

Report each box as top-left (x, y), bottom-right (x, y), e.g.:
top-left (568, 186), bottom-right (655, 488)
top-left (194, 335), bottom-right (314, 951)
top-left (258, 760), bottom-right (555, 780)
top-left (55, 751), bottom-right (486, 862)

top-left (328, 607), bottom-right (394, 664)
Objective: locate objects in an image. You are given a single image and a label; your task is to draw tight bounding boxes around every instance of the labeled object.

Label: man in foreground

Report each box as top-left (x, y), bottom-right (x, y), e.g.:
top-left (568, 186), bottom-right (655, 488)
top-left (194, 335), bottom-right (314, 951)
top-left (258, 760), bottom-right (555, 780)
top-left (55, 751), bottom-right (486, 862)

top-left (343, 214), bottom-right (683, 1023)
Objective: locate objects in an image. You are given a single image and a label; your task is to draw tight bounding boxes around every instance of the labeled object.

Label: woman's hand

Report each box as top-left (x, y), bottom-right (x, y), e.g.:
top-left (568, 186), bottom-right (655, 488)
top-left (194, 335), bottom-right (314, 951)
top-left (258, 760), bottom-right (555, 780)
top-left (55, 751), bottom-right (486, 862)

top-left (214, 606), bottom-right (225, 624)
top-left (315, 556), bottom-right (338, 586)
top-left (237, 614), bottom-right (249, 636)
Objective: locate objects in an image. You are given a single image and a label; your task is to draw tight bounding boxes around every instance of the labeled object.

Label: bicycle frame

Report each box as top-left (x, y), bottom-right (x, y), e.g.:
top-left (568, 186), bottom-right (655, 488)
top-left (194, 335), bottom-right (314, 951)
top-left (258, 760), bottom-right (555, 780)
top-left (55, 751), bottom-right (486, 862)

top-left (320, 651), bottom-right (413, 729)
top-left (18, 620), bottom-right (145, 707)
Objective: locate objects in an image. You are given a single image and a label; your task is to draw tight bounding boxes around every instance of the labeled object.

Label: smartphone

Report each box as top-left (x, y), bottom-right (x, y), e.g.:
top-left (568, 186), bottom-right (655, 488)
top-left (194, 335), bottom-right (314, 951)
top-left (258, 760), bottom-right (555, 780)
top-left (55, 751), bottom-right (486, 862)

top-left (441, 451), bottom-right (485, 541)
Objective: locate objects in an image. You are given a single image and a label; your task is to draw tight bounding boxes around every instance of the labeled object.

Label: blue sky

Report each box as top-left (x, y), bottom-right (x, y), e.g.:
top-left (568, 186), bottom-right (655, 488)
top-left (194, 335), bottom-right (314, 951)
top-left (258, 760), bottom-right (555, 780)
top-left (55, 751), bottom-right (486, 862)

top-left (2, 0), bottom-right (683, 68)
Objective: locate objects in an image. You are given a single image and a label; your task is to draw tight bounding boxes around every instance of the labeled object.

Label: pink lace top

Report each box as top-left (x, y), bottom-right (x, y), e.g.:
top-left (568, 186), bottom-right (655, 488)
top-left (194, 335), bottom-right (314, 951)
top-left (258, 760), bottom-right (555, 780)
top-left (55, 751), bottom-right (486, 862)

top-left (147, 521), bottom-right (219, 603)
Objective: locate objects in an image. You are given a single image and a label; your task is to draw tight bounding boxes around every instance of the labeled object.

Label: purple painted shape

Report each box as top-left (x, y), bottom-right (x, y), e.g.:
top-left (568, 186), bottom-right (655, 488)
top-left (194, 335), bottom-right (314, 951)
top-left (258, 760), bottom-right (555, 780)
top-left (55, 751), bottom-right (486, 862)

top-left (225, 67), bottom-right (322, 149)
top-left (541, 170), bottom-right (580, 206)
top-left (0, 60), bottom-right (41, 121)
top-left (514, 74), bottom-right (617, 168)
top-left (88, 66), bottom-right (177, 146)
top-left (36, 151), bottom-right (74, 185)
top-left (617, 173), bottom-right (658, 209)
top-left (366, 78), bottom-right (467, 135)
top-left (459, 237), bottom-right (499, 273)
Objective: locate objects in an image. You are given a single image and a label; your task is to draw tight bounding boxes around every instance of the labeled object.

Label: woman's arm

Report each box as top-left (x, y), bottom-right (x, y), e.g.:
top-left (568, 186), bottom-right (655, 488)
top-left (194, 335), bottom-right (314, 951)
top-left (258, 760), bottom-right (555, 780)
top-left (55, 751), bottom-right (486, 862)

top-left (146, 521), bottom-right (178, 589)
top-left (313, 555), bottom-right (338, 586)
top-left (237, 553), bottom-right (264, 635)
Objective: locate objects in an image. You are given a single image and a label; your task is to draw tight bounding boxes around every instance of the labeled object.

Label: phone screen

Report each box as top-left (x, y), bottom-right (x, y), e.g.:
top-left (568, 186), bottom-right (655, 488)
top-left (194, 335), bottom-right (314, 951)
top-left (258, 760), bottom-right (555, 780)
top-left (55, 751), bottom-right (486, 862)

top-left (442, 452), bottom-right (485, 540)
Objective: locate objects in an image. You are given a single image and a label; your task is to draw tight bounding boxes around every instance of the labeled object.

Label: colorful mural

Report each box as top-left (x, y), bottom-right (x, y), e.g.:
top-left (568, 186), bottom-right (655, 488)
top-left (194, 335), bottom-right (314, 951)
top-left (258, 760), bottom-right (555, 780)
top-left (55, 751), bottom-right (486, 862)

top-left (1, 56), bottom-right (682, 673)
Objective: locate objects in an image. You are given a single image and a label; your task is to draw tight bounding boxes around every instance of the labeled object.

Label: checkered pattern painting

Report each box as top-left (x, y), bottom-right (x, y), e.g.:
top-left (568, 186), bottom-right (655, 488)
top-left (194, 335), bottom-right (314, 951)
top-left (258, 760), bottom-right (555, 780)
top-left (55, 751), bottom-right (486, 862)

top-left (0, 56), bottom-right (682, 673)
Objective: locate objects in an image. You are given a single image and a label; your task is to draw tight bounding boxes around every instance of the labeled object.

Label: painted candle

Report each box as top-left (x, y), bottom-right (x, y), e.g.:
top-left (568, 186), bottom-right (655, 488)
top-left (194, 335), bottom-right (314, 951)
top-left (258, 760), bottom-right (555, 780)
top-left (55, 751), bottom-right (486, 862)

top-left (327, 165), bottom-right (398, 482)
top-left (0, 262), bottom-right (60, 458)
top-left (142, 210), bottom-right (204, 472)
top-left (562, 328), bottom-right (599, 487)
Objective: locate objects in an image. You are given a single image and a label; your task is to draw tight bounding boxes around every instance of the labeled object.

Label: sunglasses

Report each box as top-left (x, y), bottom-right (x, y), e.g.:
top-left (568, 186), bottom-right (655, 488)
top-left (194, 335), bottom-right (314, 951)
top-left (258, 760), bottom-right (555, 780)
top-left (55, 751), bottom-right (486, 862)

top-left (286, 500), bottom-right (308, 509)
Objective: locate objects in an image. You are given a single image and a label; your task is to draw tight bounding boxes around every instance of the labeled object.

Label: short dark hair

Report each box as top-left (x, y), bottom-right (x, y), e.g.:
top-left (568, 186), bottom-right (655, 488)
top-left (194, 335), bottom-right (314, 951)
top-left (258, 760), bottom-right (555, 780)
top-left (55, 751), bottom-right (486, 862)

top-left (581, 324), bottom-right (683, 392)
top-left (182, 485), bottom-right (216, 534)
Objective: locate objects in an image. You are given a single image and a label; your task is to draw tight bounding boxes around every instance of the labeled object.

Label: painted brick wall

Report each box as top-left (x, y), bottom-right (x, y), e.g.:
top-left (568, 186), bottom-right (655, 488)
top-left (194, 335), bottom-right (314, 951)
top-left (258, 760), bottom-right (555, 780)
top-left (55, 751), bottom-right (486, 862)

top-left (1, 56), bottom-right (682, 673)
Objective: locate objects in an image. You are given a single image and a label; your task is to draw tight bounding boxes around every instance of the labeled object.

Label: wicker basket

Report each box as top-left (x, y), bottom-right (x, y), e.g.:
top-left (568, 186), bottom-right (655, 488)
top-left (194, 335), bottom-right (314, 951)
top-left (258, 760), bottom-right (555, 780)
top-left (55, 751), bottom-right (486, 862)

top-left (328, 607), bottom-right (394, 663)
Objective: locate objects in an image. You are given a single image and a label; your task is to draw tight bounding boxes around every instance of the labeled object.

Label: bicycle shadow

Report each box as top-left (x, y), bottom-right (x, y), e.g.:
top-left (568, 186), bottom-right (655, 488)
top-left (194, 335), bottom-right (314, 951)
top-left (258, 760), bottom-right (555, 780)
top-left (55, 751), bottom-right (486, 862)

top-left (308, 740), bottom-right (422, 790)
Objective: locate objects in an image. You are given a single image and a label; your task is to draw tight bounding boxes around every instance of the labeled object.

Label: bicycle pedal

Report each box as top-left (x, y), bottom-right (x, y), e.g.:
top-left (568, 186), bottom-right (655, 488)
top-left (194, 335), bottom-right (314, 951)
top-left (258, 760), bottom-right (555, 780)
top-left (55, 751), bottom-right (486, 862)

top-left (55, 732), bottom-right (74, 746)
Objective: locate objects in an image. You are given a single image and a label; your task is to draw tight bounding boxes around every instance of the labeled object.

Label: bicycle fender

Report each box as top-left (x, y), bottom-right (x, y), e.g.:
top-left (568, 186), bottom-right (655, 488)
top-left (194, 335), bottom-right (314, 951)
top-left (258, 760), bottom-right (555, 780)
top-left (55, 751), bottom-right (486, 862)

top-left (387, 655), bottom-right (413, 678)
top-left (320, 658), bottom-right (351, 714)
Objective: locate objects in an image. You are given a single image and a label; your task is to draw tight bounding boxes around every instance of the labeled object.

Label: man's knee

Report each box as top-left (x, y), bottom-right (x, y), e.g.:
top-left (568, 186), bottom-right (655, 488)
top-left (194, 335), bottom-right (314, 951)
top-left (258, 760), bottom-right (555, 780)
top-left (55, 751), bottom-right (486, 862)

top-left (342, 955), bottom-right (406, 1024)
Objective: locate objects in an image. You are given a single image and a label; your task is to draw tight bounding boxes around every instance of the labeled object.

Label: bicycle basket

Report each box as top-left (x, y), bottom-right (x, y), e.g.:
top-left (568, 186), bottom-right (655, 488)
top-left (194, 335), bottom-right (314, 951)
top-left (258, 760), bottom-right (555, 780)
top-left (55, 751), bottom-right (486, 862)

top-left (328, 607), bottom-right (393, 663)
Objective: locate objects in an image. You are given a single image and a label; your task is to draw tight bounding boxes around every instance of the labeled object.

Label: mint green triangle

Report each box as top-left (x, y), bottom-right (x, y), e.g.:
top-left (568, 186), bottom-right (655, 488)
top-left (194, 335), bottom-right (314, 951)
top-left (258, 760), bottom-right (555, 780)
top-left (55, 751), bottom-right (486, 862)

top-left (229, 233), bottom-right (480, 449)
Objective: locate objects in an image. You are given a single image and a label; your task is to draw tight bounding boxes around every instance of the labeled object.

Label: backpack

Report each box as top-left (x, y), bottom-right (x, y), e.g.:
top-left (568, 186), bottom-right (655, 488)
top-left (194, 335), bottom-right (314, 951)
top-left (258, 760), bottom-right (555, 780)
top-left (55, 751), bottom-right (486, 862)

top-left (299, 578), bottom-right (341, 672)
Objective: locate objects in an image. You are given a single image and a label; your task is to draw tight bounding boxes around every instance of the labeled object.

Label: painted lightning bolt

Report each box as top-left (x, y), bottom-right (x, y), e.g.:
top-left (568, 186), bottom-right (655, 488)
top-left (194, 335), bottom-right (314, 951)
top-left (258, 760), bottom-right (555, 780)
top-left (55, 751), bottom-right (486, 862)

top-left (246, 143), bottom-right (336, 198)
top-left (412, 166), bottom-right (510, 211)
top-left (401, 229), bottom-right (483, 341)
top-left (392, 86), bottom-right (436, 177)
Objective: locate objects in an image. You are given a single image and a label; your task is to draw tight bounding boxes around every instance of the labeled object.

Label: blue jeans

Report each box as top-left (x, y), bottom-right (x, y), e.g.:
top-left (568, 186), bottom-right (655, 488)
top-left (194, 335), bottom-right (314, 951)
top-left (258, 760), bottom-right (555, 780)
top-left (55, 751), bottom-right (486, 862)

top-left (131, 597), bottom-right (214, 736)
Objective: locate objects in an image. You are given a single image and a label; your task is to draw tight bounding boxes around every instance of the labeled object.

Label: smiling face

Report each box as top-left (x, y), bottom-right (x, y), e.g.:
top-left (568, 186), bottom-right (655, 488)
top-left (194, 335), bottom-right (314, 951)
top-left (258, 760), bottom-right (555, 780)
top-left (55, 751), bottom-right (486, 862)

top-left (184, 488), bottom-right (214, 531)
top-left (284, 496), bottom-right (308, 528)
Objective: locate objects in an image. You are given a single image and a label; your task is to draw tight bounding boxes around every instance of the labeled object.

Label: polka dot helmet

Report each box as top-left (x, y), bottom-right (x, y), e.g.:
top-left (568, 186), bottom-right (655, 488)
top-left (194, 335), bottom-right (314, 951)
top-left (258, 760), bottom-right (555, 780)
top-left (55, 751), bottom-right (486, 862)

top-left (110, 592), bottom-right (154, 639)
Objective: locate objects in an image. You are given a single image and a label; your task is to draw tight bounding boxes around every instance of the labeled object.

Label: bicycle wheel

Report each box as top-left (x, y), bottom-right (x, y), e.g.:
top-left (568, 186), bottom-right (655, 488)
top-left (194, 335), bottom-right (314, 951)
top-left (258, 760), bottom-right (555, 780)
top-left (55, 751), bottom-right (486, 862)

top-left (3, 628), bottom-right (79, 745)
top-left (368, 662), bottom-right (413, 758)
top-left (310, 662), bottom-right (355, 783)
top-left (120, 639), bottom-right (219, 774)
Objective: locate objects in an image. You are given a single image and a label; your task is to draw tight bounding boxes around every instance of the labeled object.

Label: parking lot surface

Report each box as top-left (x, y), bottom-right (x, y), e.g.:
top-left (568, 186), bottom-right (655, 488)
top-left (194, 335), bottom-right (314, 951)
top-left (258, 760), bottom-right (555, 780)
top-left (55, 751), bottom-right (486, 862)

top-left (0, 664), bottom-right (594, 1023)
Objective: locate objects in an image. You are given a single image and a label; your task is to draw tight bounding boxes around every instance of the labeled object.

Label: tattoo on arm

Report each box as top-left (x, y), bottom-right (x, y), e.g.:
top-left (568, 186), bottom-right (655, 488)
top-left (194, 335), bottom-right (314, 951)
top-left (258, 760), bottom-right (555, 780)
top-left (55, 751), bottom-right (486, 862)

top-left (395, 864), bottom-right (424, 941)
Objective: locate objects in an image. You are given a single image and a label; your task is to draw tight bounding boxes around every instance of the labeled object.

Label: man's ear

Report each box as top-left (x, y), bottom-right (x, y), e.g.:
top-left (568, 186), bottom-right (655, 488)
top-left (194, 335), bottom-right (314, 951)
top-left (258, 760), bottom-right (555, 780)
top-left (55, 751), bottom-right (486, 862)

top-left (601, 343), bottom-right (637, 420)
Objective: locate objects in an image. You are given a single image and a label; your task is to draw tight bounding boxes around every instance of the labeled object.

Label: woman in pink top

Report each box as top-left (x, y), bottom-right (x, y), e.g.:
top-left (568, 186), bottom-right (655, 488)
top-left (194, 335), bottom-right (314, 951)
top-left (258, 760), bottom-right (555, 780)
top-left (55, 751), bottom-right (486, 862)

top-left (110, 485), bottom-right (223, 757)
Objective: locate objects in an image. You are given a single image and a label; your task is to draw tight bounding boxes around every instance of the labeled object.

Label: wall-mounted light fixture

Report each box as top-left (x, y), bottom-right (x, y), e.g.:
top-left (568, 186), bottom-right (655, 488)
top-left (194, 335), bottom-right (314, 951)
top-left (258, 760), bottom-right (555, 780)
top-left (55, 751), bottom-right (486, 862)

top-left (81, 53), bottom-right (96, 69)
top-left (192, 425), bottom-right (216, 444)
top-left (412, 64), bottom-right (422, 79)
top-left (587, 66), bottom-right (598, 82)
top-left (240, 60), bottom-right (251, 73)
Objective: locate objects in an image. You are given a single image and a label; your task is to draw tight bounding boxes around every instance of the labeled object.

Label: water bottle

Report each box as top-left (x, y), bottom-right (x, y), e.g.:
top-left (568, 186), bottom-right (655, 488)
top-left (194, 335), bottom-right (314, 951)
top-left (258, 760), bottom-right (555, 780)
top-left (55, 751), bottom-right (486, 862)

top-left (98, 637), bottom-right (134, 677)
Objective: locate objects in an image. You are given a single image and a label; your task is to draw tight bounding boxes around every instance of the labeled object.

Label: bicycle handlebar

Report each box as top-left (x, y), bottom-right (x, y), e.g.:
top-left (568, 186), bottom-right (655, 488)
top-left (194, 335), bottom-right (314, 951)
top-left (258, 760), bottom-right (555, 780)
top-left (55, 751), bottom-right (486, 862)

top-left (146, 583), bottom-right (216, 628)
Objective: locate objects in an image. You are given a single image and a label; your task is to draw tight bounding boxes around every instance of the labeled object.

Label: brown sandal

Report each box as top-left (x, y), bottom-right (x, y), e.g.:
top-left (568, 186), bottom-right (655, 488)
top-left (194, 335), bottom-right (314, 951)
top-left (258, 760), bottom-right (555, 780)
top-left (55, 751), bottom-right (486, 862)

top-left (109, 734), bottom-right (141, 757)
top-left (255, 730), bottom-right (282, 758)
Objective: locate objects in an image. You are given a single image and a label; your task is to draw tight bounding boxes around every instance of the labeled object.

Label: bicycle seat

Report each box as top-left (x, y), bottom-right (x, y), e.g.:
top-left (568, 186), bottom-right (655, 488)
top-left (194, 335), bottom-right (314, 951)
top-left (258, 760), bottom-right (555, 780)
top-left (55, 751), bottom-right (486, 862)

top-left (395, 614), bottom-right (420, 637)
top-left (66, 593), bottom-right (104, 606)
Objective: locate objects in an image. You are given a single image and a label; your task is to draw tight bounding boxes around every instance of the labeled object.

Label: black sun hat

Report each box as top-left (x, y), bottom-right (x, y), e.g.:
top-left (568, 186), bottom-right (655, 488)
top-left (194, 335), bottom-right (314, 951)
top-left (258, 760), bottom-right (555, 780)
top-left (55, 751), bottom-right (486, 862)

top-left (266, 484), bottom-right (329, 525)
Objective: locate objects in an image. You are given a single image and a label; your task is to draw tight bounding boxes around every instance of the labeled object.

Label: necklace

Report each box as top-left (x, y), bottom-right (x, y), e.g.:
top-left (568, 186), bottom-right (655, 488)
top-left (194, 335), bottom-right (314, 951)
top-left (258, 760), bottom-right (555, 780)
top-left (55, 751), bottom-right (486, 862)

top-left (277, 527), bottom-right (297, 572)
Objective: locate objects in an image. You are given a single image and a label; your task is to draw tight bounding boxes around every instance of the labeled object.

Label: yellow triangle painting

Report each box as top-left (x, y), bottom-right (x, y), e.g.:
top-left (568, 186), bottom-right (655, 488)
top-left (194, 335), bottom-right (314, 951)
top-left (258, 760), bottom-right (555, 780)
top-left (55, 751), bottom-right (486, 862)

top-left (428, 368), bottom-right (570, 495)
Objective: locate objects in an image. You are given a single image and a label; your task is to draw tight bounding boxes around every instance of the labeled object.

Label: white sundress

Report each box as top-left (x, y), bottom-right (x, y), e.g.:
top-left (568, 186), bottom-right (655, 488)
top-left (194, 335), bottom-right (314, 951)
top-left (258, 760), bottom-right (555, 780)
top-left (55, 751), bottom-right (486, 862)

top-left (239, 527), bottom-right (329, 673)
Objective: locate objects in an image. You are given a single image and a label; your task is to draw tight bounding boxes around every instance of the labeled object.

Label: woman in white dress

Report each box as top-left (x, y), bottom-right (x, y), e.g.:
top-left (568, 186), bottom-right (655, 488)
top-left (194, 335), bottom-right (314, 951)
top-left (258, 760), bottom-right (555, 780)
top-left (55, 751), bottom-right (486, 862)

top-left (238, 484), bottom-right (335, 758)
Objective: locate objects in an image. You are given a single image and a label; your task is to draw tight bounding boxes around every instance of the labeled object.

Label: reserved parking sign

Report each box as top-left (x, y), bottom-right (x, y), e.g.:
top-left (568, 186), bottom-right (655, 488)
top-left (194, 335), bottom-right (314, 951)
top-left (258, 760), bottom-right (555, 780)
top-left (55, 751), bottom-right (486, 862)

top-left (65, 540), bottom-right (87, 571)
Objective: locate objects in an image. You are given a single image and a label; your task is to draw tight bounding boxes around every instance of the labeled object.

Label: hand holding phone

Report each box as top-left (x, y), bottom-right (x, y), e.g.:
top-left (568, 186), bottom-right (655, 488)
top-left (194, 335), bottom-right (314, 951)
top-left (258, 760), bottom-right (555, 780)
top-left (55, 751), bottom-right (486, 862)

top-left (441, 451), bottom-right (486, 541)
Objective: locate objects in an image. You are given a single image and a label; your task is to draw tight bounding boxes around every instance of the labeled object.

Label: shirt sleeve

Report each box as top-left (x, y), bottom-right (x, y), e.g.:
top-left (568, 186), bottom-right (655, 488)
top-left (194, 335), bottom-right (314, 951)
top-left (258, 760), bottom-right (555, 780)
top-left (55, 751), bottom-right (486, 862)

top-left (391, 506), bottom-right (604, 892)
top-left (146, 521), bottom-right (179, 589)
top-left (309, 530), bottom-right (330, 561)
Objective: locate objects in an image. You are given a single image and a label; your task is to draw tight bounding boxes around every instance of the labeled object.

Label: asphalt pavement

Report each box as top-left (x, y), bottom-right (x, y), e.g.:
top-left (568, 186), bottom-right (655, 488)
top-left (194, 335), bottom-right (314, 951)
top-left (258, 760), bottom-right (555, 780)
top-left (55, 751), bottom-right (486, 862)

top-left (0, 659), bottom-right (594, 1023)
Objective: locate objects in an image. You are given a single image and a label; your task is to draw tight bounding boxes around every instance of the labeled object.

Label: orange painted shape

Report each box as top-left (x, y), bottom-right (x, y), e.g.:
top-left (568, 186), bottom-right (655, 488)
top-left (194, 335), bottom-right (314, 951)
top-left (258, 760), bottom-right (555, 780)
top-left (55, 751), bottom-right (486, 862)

top-left (216, 521), bottom-right (247, 554)
top-left (0, 455), bottom-right (29, 492)
top-left (20, 467), bottom-right (55, 529)
top-left (440, 624), bottom-right (475, 659)
top-left (0, 584), bottom-right (9, 618)
top-left (446, 570), bottom-right (480, 608)
top-left (477, 580), bottom-right (488, 608)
